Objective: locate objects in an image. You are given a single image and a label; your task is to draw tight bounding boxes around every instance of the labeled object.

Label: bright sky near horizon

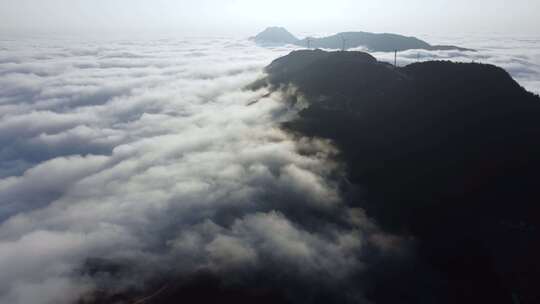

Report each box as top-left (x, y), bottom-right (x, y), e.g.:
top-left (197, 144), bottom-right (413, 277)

top-left (1, 0), bottom-right (539, 36)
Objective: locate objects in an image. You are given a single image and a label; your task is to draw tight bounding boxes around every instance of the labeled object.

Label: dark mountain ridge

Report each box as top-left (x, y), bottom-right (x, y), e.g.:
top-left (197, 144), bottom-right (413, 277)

top-left (256, 50), bottom-right (540, 304)
top-left (252, 27), bottom-right (474, 52)
top-left (82, 50), bottom-right (539, 304)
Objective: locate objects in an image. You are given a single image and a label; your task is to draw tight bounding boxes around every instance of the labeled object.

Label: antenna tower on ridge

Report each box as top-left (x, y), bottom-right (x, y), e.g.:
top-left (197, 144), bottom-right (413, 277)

top-left (341, 35), bottom-right (347, 51)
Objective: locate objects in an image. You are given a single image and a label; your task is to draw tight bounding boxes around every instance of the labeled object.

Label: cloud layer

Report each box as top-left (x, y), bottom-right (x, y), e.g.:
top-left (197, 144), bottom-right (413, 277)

top-left (0, 37), bottom-right (406, 303)
top-left (0, 34), bottom-right (538, 303)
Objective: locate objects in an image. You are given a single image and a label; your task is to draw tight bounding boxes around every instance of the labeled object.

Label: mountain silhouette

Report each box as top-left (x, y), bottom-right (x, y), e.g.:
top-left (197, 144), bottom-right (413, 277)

top-left (255, 50), bottom-right (540, 304)
top-left (252, 27), bottom-right (474, 52)
top-left (251, 26), bottom-right (300, 45)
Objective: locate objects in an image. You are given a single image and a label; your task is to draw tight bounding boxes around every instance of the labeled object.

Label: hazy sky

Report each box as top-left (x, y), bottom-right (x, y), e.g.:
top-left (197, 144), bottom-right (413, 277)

top-left (1, 0), bottom-right (539, 36)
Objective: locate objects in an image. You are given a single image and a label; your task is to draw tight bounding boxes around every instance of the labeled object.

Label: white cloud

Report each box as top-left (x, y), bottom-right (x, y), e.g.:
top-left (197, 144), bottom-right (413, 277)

top-left (0, 37), bottom-right (393, 303)
top-left (0, 33), bottom-right (538, 303)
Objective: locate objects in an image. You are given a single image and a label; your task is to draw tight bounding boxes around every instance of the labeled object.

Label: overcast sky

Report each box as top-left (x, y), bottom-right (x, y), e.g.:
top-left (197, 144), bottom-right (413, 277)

top-left (1, 0), bottom-right (539, 36)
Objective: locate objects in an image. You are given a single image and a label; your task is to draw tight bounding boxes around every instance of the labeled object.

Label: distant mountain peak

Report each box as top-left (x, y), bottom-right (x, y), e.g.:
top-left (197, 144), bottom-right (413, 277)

top-left (252, 27), bottom-right (474, 52)
top-left (251, 27), bottom-right (299, 45)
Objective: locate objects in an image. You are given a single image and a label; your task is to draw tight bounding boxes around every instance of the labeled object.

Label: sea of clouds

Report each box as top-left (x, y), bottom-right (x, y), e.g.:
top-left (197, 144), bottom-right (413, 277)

top-left (0, 36), bottom-right (401, 304)
top-left (0, 33), bottom-right (538, 303)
